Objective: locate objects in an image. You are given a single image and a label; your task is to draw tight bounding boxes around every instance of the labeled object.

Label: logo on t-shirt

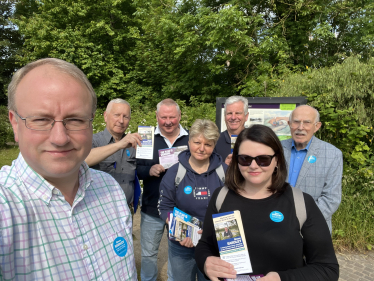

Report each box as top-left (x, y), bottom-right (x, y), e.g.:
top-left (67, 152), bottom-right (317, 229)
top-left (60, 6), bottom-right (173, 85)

top-left (270, 211), bottom-right (284, 222)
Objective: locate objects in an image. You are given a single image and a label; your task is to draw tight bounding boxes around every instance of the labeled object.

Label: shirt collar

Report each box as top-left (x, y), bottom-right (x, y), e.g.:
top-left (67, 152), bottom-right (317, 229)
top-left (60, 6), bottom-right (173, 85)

top-left (15, 153), bottom-right (92, 205)
top-left (154, 124), bottom-right (188, 137)
top-left (291, 136), bottom-right (314, 151)
top-left (103, 127), bottom-right (126, 144)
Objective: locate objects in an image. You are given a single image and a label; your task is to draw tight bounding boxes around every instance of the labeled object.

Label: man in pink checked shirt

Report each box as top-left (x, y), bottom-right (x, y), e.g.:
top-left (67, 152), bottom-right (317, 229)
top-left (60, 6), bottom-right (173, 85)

top-left (0, 58), bottom-right (137, 280)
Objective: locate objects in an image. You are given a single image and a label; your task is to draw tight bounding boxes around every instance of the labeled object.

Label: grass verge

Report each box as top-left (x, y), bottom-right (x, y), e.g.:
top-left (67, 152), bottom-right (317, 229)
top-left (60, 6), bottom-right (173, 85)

top-left (0, 146), bottom-right (19, 168)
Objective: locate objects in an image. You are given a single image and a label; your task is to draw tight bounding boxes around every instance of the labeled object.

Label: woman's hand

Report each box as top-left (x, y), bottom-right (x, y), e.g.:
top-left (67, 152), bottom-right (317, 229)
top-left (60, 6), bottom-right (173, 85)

top-left (204, 256), bottom-right (237, 281)
top-left (258, 272), bottom-right (281, 281)
top-left (179, 237), bottom-right (194, 248)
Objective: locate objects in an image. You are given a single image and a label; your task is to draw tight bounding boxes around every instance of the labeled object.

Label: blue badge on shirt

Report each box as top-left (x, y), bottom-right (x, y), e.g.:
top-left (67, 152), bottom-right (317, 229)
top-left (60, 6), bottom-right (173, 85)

top-left (184, 186), bottom-right (193, 194)
top-left (270, 211), bottom-right (284, 222)
top-left (307, 155), bottom-right (316, 163)
top-left (113, 237), bottom-right (128, 257)
top-left (126, 149), bottom-right (130, 157)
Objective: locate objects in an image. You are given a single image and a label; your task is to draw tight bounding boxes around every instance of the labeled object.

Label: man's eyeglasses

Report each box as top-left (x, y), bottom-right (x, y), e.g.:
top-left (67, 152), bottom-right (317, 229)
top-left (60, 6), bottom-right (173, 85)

top-left (290, 120), bottom-right (318, 129)
top-left (15, 111), bottom-right (93, 131)
top-left (237, 154), bottom-right (276, 167)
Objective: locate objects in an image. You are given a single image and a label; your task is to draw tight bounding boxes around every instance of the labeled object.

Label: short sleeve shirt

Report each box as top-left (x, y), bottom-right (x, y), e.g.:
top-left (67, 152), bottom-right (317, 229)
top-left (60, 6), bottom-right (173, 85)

top-left (91, 128), bottom-right (136, 204)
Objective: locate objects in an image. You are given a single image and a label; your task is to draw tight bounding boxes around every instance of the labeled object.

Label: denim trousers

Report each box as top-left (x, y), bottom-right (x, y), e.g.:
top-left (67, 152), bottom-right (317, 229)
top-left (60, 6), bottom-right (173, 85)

top-left (140, 211), bottom-right (174, 281)
top-left (168, 240), bottom-right (209, 281)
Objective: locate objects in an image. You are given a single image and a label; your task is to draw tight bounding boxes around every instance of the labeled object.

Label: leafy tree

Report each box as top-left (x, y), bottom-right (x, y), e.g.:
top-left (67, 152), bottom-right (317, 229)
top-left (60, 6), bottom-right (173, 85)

top-left (0, 0), bottom-right (23, 106)
top-left (14, 0), bottom-right (139, 108)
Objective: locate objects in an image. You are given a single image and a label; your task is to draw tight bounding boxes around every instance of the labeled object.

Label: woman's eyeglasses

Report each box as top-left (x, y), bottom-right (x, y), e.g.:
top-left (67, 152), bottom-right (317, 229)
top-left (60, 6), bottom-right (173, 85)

top-left (237, 154), bottom-right (276, 167)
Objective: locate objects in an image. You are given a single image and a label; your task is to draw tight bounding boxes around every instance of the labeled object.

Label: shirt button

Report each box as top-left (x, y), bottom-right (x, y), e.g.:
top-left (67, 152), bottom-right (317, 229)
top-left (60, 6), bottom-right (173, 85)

top-left (83, 244), bottom-right (88, 250)
top-left (43, 195), bottom-right (48, 200)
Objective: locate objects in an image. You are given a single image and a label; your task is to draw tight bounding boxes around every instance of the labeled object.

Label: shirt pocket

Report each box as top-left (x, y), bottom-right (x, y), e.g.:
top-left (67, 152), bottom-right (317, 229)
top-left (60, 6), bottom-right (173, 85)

top-left (99, 160), bottom-right (116, 173)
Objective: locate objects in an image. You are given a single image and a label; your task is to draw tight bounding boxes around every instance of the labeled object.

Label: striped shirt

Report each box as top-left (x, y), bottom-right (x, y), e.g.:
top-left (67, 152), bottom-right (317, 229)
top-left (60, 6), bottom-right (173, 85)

top-left (0, 153), bottom-right (137, 281)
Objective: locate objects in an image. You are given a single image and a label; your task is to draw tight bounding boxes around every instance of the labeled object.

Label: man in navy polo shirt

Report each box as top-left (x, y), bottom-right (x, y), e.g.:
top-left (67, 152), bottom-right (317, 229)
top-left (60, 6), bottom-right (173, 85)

top-left (282, 105), bottom-right (343, 233)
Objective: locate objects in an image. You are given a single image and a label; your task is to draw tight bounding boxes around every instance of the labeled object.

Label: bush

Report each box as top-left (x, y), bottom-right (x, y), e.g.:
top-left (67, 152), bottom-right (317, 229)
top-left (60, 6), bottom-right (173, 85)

top-left (0, 106), bottom-right (14, 147)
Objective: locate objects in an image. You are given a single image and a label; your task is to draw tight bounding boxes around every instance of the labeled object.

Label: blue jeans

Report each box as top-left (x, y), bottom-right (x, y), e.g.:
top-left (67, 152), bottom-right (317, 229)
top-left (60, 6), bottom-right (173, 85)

top-left (140, 211), bottom-right (174, 281)
top-left (168, 240), bottom-right (209, 281)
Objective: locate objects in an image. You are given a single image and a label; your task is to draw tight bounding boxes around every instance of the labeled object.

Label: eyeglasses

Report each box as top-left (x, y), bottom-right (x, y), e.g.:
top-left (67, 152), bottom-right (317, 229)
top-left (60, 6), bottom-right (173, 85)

top-left (290, 120), bottom-right (318, 129)
top-left (237, 154), bottom-right (276, 167)
top-left (15, 111), bottom-right (93, 131)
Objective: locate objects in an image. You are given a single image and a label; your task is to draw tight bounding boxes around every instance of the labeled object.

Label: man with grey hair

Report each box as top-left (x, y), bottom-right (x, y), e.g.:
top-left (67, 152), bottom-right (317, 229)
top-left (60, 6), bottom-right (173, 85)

top-left (1, 58), bottom-right (136, 279)
top-left (215, 95), bottom-right (249, 165)
top-left (86, 98), bottom-right (141, 205)
top-left (282, 105), bottom-right (343, 232)
top-left (137, 98), bottom-right (189, 281)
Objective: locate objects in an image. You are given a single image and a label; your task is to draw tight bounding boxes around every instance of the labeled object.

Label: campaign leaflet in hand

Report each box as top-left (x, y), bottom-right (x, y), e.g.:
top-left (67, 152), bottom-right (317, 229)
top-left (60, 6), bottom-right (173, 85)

top-left (231, 135), bottom-right (238, 153)
top-left (168, 207), bottom-right (202, 246)
top-left (224, 274), bottom-right (264, 281)
top-left (213, 211), bottom-right (252, 275)
top-left (136, 126), bottom-right (154, 159)
top-left (159, 145), bottom-right (188, 169)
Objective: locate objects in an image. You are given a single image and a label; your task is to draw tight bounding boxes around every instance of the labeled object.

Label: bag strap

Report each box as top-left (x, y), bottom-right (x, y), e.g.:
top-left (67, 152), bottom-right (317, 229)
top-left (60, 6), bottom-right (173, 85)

top-left (215, 164), bottom-right (225, 184)
top-left (175, 163), bottom-right (225, 187)
top-left (291, 186), bottom-right (307, 233)
top-left (175, 163), bottom-right (187, 187)
top-left (216, 186), bottom-right (229, 212)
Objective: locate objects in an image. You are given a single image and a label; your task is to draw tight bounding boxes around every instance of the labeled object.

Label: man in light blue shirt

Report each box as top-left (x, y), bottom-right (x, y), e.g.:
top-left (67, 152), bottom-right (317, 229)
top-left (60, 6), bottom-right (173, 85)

top-left (282, 105), bottom-right (343, 232)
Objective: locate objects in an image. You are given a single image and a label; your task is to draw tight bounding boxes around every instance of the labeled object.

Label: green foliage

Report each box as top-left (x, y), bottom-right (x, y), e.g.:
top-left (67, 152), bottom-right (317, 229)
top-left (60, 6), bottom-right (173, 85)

top-left (332, 170), bottom-right (374, 251)
top-left (0, 106), bottom-right (14, 147)
top-left (12, 0), bottom-right (374, 104)
top-left (0, 0), bottom-right (23, 105)
top-left (0, 146), bottom-right (19, 168)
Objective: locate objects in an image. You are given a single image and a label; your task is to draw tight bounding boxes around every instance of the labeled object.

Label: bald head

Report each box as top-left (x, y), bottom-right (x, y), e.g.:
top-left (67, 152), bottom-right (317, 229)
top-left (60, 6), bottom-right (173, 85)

top-left (289, 105), bottom-right (321, 150)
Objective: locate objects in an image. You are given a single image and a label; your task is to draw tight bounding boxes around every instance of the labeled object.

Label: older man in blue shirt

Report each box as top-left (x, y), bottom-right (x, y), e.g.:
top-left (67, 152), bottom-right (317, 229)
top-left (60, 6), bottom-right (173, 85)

top-left (282, 105), bottom-right (343, 233)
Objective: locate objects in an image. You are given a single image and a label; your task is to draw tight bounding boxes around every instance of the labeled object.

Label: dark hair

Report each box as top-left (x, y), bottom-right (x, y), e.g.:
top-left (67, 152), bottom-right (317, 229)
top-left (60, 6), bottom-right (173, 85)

top-left (225, 124), bottom-right (287, 195)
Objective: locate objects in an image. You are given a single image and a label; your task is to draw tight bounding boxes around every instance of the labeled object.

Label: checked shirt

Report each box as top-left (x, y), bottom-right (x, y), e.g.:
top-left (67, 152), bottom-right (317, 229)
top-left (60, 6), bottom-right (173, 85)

top-left (0, 154), bottom-right (137, 281)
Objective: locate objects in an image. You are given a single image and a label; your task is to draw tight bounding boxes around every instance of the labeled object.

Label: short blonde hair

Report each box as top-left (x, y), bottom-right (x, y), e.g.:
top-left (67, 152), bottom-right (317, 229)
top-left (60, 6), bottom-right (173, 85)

top-left (189, 119), bottom-right (220, 146)
top-left (8, 58), bottom-right (97, 114)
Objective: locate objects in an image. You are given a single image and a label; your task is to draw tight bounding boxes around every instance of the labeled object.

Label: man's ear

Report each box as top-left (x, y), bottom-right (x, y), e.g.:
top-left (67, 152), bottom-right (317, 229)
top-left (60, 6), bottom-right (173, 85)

top-left (244, 112), bottom-right (249, 122)
top-left (314, 122), bottom-right (322, 133)
top-left (8, 111), bottom-right (19, 143)
top-left (103, 111), bottom-right (108, 123)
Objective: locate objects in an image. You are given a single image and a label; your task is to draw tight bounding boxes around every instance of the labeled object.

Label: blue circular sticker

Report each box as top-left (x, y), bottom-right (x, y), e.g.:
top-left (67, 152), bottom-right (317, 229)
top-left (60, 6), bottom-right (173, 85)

top-left (113, 237), bottom-right (128, 257)
top-left (270, 211), bottom-right (284, 222)
top-left (126, 149), bottom-right (131, 157)
top-left (184, 186), bottom-right (192, 194)
top-left (307, 155), bottom-right (316, 163)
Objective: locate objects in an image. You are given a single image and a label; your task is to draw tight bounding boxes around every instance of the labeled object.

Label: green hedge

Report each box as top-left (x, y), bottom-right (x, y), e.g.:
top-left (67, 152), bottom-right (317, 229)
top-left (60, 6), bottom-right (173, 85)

top-left (0, 106), bottom-right (14, 147)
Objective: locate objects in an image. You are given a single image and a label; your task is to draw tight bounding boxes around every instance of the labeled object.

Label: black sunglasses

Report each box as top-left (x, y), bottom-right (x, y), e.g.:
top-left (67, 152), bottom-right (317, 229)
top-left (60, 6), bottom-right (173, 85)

top-left (237, 154), bottom-right (276, 167)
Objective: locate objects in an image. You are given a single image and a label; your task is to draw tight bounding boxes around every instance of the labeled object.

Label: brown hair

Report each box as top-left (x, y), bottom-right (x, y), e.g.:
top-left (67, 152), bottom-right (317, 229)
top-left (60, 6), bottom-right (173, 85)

top-left (225, 124), bottom-right (287, 194)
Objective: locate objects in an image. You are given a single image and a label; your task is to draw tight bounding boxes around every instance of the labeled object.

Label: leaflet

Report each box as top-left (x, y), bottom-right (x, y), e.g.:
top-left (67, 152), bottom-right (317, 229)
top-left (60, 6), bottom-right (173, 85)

top-left (168, 207), bottom-right (202, 246)
top-left (230, 135), bottom-right (238, 153)
top-left (212, 211), bottom-right (252, 274)
top-left (225, 274), bottom-right (264, 281)
top-left (159, 145), bottom-right (188, 169)
top-left (136, 126), bottom-right (154, 159)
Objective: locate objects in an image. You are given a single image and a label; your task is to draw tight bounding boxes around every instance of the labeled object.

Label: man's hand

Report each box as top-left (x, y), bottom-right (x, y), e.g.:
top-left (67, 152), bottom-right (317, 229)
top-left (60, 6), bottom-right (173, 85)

top-left (149, 164), bottom-right (165, 177)
top-left (225, 154), bottom-right (232, 166)
top-left (258, 272), bottom-right (281, 281)
top-left (117, 133), bottom-right (142, 149)
top-left (204, 256), bottom-right (236, 281)
top-left (179, 237), bottom-right (194, 248)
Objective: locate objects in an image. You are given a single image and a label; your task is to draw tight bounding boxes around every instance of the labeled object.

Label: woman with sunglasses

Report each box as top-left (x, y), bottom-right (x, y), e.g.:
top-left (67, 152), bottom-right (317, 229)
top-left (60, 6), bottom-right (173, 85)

top-left (195, 124), bottom-right (339, 281)
top-left (158, 119), bottom-right (228, 281)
